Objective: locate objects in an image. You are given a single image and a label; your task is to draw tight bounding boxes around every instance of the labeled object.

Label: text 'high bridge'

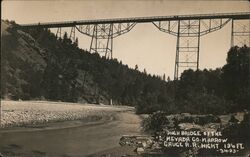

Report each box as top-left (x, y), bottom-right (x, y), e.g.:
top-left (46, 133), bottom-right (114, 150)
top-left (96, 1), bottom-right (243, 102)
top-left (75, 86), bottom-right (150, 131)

top-left (19, 12), bottom-right (250, 79)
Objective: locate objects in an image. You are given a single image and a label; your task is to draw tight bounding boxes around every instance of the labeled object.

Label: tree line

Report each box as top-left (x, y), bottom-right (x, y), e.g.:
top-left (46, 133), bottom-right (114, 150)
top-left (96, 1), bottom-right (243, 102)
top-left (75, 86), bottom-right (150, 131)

top-left (1, 22), bottom-right (249, 115)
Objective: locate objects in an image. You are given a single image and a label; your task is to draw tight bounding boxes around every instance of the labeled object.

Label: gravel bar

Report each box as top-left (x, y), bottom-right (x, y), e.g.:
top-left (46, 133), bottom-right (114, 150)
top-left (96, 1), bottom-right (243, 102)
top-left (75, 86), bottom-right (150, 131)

top-left (0, 100), bottom-right (131, 128)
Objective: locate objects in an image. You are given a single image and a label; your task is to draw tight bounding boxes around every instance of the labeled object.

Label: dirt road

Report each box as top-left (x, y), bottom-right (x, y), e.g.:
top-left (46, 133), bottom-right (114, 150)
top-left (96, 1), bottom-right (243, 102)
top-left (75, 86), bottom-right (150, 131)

top-left (0, 103), bottom-right (143, 157)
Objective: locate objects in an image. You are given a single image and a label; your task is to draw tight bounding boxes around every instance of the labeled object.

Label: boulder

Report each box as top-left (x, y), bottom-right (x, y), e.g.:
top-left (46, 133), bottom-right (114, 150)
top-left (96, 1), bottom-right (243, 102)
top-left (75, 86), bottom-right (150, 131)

top-left (135, 147), bottom-right (144, 154)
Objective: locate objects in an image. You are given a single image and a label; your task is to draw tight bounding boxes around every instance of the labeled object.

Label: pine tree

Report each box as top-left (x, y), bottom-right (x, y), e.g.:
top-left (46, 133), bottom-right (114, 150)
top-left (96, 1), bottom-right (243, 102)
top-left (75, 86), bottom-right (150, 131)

top-left (74, 37), bottom-right (79, 47)
top-left (135, 64), bottom-right (138, 70)
top-left (167, 76), bottom-right (171, 82)
top-left (163, 74), bottom-right (166, 81)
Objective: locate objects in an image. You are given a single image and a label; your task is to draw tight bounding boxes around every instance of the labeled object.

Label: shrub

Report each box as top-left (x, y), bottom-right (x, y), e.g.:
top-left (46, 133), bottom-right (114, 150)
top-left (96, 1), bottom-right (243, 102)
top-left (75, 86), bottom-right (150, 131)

top-left (142, 111), bottom-right (169, 133)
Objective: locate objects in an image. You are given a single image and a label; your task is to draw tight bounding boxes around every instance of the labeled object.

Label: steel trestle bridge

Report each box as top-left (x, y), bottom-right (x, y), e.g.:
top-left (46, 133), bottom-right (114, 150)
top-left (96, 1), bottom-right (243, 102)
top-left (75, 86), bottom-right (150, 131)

top-left (19, 12), bottom-right (250, 79)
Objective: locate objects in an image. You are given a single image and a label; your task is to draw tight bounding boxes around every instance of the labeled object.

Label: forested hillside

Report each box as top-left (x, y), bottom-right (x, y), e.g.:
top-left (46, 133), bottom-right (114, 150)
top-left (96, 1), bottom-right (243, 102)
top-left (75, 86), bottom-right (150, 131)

top-left (1, 20), bottom-right (249, 115)
top-left (1, 20), bottom-right (170, 107)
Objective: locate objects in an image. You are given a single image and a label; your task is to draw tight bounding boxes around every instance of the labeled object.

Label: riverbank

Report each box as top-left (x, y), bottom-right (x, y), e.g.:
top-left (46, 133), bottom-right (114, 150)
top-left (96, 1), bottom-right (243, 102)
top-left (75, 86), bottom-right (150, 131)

top-left (0, 100), bottom-right (133, 128)
top-left (0, 100), bottom-right (143, 157)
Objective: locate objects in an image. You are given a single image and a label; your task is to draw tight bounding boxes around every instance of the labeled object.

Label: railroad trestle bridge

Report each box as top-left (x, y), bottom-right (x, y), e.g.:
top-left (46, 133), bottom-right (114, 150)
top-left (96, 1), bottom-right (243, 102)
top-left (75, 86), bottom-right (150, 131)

top-left (19, 12), bottom-right (250, 79)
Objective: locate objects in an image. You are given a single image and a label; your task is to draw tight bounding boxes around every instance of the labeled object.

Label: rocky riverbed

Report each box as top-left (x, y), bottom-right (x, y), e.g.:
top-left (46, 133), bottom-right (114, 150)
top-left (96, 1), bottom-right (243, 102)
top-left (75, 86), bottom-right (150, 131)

top-left (0, 100), bottom-right (143, 157)
top-left (0, 100), bottom-right (132, 128)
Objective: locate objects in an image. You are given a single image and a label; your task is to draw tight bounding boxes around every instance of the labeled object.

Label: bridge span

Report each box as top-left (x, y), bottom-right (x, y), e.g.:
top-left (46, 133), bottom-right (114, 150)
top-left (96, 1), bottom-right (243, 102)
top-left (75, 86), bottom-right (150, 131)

top-left (18, 12), bottom-right (250, 79)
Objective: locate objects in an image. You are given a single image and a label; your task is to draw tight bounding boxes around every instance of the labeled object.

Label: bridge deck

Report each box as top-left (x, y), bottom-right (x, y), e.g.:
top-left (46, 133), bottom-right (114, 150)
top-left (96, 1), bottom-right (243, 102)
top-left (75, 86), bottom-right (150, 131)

top-left (19, 12), bottom-right (250, 28)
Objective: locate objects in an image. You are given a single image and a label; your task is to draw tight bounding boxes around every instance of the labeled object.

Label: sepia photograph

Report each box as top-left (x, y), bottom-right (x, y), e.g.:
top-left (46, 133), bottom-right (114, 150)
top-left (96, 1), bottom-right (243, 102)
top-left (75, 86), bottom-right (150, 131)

top-left (1, 0), bottom-right (250, 156)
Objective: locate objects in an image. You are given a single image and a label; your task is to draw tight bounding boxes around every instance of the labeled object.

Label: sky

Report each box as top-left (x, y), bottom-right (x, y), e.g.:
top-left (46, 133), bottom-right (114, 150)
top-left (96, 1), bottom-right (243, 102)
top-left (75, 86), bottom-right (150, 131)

top-left (2, 0), bottom-right (250, 79)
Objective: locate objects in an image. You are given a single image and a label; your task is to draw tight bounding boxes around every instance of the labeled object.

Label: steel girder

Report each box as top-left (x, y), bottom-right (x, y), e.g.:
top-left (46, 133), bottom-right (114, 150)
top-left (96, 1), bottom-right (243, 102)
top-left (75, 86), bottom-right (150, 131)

top-left (75, 23), bottom-right (136, 58)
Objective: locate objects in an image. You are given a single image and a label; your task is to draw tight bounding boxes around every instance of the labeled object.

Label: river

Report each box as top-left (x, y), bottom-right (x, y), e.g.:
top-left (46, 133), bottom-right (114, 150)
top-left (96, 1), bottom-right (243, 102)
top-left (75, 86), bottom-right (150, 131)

top-left (0, 110), bottom-right (143, 157)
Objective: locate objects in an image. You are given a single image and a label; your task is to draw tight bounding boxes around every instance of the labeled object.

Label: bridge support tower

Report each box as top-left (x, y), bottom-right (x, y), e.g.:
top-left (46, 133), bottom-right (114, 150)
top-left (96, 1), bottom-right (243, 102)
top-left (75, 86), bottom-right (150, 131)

top-left (231, 19), bottom-right (250, 47)
top-left (76, 23), bottom-right (136, 59)
top-left (153, 18), bottom-right (233, 79)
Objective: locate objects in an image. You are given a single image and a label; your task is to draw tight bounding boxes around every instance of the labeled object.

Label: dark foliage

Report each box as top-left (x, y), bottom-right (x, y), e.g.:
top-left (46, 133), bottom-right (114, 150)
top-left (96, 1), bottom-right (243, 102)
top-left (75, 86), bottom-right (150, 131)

top-left (221, 46), bottom-right (250, 111)
top-left (2, 24), bottom-right (172, 107)
top-left (142, 111), bottom-right (169, 132)
top-left (1, 21), bottom-right (249, 115)
top-left (174, 46), bottom-right (250, 114)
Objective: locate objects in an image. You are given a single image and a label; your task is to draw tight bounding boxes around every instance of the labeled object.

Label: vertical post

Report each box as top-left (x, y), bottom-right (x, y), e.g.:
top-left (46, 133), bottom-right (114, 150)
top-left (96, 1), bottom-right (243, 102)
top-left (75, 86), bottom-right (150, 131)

top-left (105, 24), bottom-right (112, 58)
top-left (70, 26), bottom-right (76, 42)
top-left (90, 25), bottom-right (96, 53)
top-left (59, 27), bottom-right (61, 38)
top-left (174, 20), bottom-right (181, 80)
top-left (95, 24), bottom-right (98, 53)
top-left (209, 19), bottom-right (211, 33)
top-left (231, 19), bottom-right (234, 47)
top-left (168, 21), bottom-right (170, 31)
top-left (56, 27), bottom-right (62, 39)
top-left (111, 24), bottom-right (113, 59)
top-left (197, 20), bottom-right (201, 70)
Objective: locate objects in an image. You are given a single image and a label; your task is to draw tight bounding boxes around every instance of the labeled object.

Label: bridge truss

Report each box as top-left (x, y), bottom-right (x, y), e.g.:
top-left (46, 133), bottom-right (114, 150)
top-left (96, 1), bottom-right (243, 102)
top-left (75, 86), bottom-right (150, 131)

top-left (19, 12), bottom-right (250, 79)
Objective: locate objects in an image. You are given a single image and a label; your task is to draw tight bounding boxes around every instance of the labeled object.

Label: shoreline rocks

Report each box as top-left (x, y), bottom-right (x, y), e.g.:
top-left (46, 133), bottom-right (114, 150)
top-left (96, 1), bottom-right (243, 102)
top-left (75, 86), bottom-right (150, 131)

top-left (0, 100), bottom-right (129, 128)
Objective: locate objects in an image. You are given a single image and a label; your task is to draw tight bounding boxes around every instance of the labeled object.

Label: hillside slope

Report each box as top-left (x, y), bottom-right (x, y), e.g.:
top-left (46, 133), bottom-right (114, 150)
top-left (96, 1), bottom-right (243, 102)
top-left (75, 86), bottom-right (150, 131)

top-left (1, 20), bottom-right (249, 115)
top-left (1, 21), bottom-right (115, 103)
top-left (1, 21), bottom-right (47, 100)
top-left (1, 20), bottom-right (170, 109)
